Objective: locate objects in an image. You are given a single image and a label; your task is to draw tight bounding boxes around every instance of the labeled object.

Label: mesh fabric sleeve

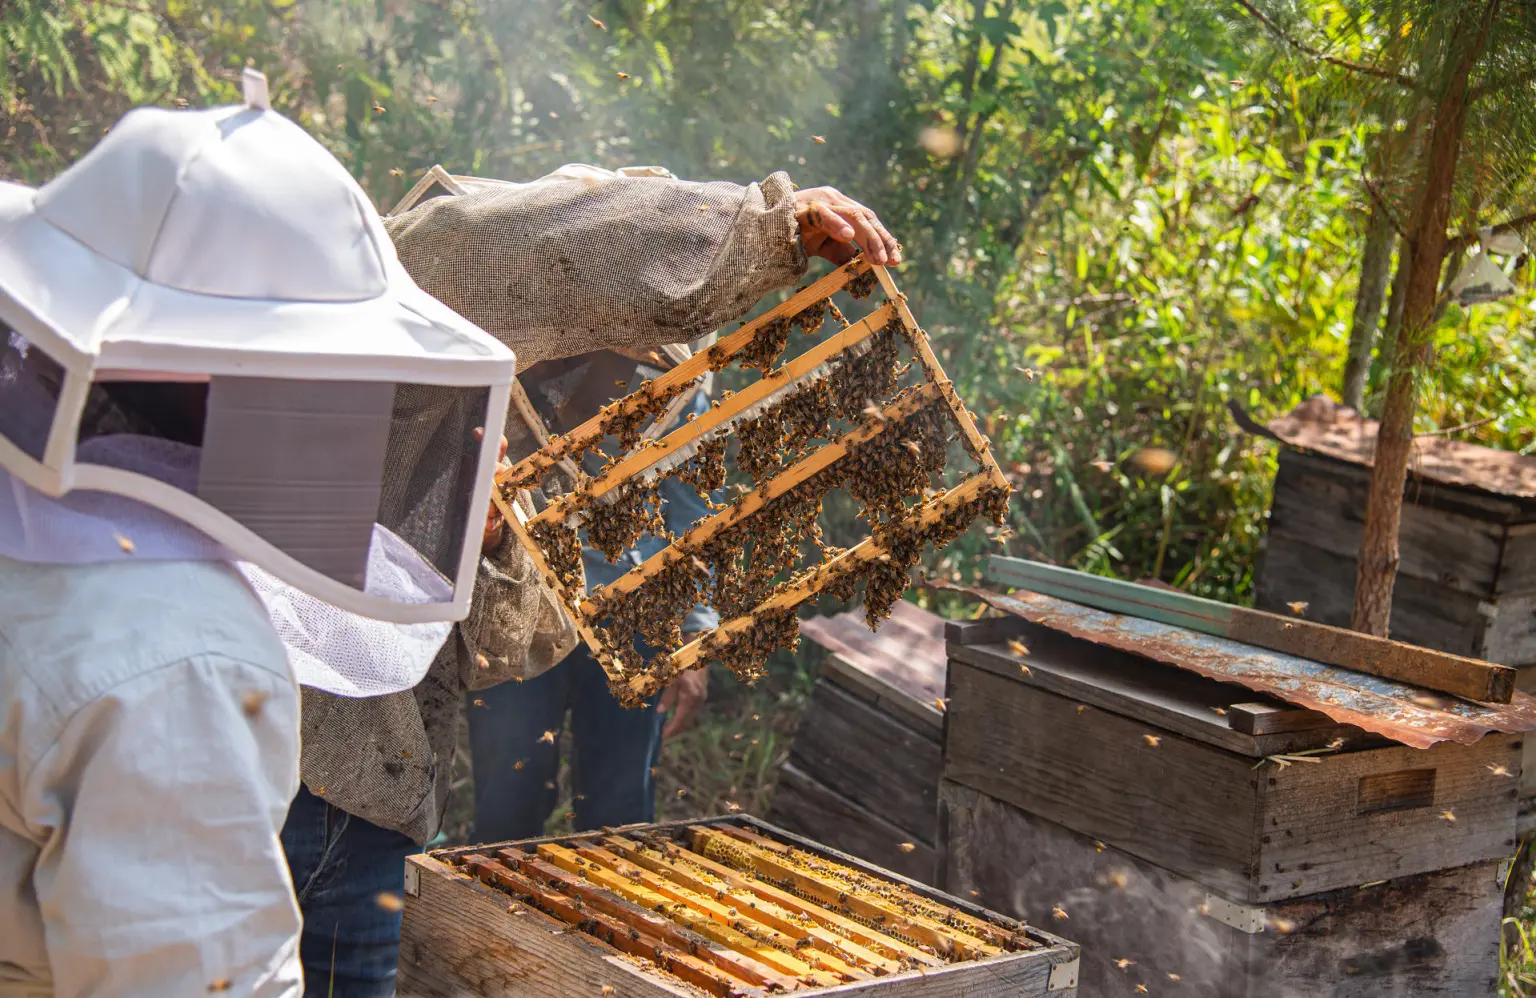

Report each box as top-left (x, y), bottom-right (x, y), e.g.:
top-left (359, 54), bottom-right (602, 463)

top-left (460, 487), bottom-right (580, 691)
top-left (384, 172), bottom-right (809, 367)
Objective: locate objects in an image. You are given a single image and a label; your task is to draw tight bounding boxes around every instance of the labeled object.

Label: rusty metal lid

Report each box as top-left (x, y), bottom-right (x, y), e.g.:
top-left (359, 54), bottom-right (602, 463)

top-left (1265, 396), bottom-right (1536, 499)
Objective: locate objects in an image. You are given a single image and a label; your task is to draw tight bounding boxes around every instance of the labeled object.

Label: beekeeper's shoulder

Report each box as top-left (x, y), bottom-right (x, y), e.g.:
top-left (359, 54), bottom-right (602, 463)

top-left (0, 555), bottom-right (290, 714)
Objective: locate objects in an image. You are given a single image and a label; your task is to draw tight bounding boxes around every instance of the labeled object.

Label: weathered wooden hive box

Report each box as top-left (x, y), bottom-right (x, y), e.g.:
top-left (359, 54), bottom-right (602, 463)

top-left (1254, 399), bottom-right (1536, 831)
top-left (939, 597), bottom-right (1531, 998)
top-left (767, 600), bottom-right (946, 883)
top-left (397, 815), bottom-right (1080, 997)
top-left (1255, 398), bottom-right (1536, 670)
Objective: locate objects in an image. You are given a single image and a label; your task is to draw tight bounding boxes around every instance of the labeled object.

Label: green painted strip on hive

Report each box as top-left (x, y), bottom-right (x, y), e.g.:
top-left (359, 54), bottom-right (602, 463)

top-left (985, 556), bottom-right (1238, 635)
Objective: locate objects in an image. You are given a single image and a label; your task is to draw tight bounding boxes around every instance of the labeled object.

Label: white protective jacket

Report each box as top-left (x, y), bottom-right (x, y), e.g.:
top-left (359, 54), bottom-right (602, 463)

top-left (0, 555), bottom-right (303, 998)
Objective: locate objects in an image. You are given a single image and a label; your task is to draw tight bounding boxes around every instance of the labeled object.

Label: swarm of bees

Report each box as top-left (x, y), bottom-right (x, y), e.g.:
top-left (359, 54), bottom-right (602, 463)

top-left (497, 259), bottom-right (1010, 705)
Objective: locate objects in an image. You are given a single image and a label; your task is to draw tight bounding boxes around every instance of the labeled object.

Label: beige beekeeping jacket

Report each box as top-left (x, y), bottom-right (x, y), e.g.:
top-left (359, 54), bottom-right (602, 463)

top-left (0, 555), bottom-right (302, 998)
top-left (296, 168), bottom-right (809, 845)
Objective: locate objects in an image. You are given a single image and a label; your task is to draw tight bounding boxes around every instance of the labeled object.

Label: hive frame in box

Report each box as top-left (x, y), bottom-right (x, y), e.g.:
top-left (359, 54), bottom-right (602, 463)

top-left (400, 814), bottom-right (1081, 996)
top-left (494, 259), bottom-right (1011, 704)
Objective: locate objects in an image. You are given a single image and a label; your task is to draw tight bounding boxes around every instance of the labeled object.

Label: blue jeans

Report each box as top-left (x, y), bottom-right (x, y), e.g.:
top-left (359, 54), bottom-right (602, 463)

top-left (466, 643), bottom-right (665, 842)
top-left (281, 783), bottom-right (419, 998)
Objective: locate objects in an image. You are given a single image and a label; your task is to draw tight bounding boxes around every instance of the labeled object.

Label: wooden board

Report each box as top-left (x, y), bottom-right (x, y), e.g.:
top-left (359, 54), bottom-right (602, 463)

top-left (1268, 450), bottom-right (1507, 599)
top-left (398, 852), bottom-right (693, 998)
top-left (944, 658), bottom-right (1263, 901)
top-left (947, 631), bottom-right (1372, 758)
top-left (1261, 539), bottom-right (1536, 671)
top-left (942, 658), bottom-right (1521, 904)
top-left (784, 679), bottom-right (941, 838)
top-left (802, 600), bottom-right (948, 737)
top-left (1496, 522), bottom-right (1536, 596)
top-left (986, 556), bottom-right (1517, 704)
top-left (401, 816), bottom-right (1080, 997)
top-left (939, 781), bottom-right (1502, 998)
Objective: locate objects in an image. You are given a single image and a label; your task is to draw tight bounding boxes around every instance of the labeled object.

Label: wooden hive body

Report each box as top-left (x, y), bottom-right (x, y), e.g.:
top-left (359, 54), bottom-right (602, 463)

top-left (1257, 447), bottom-right (1536, 668)
top-left (768, 600), bottom-right (947, 883)
top-left (938, 615), bottom-right (1518, 997)
top-left (397, 816), bottom-right (1079, 997)
top-left (1255, 411), bottom-right (1536, 833)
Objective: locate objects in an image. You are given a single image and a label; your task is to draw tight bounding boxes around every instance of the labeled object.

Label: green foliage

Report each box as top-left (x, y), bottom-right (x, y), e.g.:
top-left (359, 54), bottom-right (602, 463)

top-left (2, 0), bottom-right (1533, 612)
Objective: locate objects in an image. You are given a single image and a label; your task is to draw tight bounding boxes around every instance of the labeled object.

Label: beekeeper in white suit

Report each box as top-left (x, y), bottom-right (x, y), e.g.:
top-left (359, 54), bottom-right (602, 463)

top-left (0, 70), bottom-right (517, 998)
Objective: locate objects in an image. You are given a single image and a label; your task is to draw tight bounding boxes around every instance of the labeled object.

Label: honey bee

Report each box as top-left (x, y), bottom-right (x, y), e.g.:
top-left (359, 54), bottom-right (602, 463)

top-left (588, 13), bottom-right (607, 29)
top-left (514, 759), bottom-right (526, 770)
top-left (241, 690), bottom-right (269, 718)
top-left (208, 979), bottom-right (232, 993)
top-left (375, 892), bottom-right (405, 913)
top-left (115, 533), bottom-right (136, 553)
top-left (1143, 734), bottom-right (1161, 748)
top-left (1488, 763), bottom-right (1513, 777)
top-left (812, 135), bottom-right (826, 145)
top-left (1135, 987), bottom-right (1148, 995)
top-left (540, 730), bottom-right (557, 745)
top-left (1115, 958), bottom-right (1136, 970)
top-left (1006, 638), bottom-right (1029, 657)
top-left (426, 95), bottom-right (439, 103)
top-left (897, 842), bottom-right (916, 854)
top-left (476, 653), bottom-right (490, 671)
top-left (1051, 905), bottom-right (1068, 920)
top-left (616, 72), bottom-right (631, 80)
top-left (1286, 601), bottom-right (1309, 615)
top-left (389, 168), bottom-right (403, 177)
top-left (473, 698), bottom-right (487, 708)
top-left (725, 802), bottom-right (741, 812)
top-left (934, 698), bottom-right (948, 713)
top-left (1440, 810), bottom-right (1457, 822)
top-left (372, 103), bottom-right (386, 114)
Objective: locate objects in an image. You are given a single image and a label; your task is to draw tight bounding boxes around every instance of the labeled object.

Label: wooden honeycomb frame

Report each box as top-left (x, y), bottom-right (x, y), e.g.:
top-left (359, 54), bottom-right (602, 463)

top-left (494, 258), bottom-right (1010, 704)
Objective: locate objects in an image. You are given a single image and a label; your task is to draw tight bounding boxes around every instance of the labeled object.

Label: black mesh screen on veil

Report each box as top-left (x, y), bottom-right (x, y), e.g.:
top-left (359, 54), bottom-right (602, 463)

top-left (61, 370), bottom-right (490, 595)
top-left (197, 377), bottom-right (489, 590)
top-left (380, 382), bottom-right (488, 581)
top-left (0, 323), bottom-right (66, 461)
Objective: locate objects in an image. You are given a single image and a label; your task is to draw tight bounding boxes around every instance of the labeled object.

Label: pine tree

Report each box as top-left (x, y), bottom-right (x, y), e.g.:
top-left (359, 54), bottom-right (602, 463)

top-left (1234, 0), bottom-right (1536, 636)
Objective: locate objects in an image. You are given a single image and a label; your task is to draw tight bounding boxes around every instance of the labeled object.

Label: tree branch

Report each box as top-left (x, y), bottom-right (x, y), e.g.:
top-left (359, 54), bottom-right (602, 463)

top-left (1361, 169), bottom-right (1411, 242)
top-left (1231, 0), bottom-right (1417, 89)
top-left (1469, 67), bottom-right (1536, 104)
top-left (1416, 415), bottom-right (1497, 438)
top-left (1444, 210), bottom-right (1536, 254)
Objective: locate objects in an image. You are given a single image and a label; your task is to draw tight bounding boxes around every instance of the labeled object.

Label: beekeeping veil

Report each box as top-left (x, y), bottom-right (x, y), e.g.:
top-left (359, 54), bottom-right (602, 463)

top-left (0, 72), bottom-right (515, 692)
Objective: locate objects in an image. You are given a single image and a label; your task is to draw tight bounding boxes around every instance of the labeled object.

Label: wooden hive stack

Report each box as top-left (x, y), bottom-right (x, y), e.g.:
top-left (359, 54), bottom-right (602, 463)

top-left (768, 600), bottom-right (947, 884)
top-left (1254, 397), bottom-right (1536, 669)
top-left (398, 816), bottom-right (1080, 996)
top-left (1252, 398), bottom-right (1536, 835)
top-left (935, 558), bottom-right (1536, 998)
top-left (494, 258), bottom-right (1010, 705)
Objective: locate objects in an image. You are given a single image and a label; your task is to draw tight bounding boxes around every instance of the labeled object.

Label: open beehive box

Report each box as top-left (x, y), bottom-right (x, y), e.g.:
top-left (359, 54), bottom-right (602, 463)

top-left (399, 815), bottom-right (1079, 996)
top-left (494, 259), bottom-right (1011, 705)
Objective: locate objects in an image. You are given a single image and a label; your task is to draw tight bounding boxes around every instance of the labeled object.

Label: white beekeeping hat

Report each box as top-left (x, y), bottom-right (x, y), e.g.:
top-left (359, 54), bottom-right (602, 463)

top-left (0, 70), bottom-right (515, 625)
